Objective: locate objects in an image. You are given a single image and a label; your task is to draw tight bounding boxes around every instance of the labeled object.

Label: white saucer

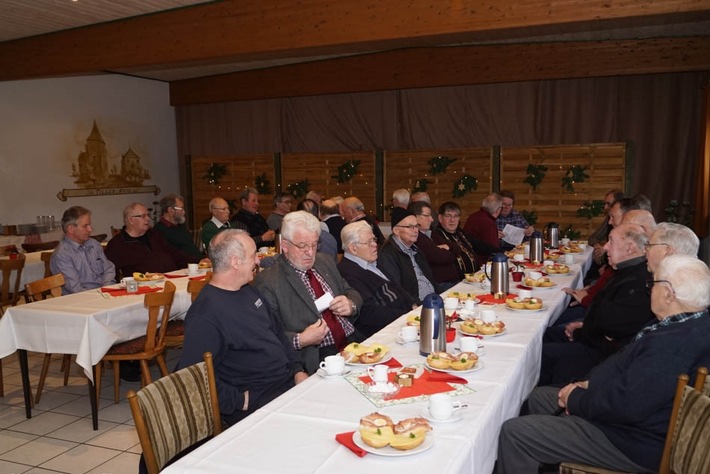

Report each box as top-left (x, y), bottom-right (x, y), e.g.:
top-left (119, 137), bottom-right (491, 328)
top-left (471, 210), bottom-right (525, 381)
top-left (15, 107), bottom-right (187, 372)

top-left (420, 408), bottom-right (464, 423)
top-left (316, 368), bottom-right (351, 379)
top-left (395, 335), bottom-right (419, 345)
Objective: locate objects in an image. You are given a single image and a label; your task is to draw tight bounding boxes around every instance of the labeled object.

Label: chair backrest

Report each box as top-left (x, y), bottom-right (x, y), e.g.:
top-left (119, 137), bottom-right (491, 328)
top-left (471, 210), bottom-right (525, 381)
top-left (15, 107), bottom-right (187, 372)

top-left (127, 352), bottom-right (222, 474)
top-left (40, 251), bottom-right (53, 278)
top-left (90, 234), bottom-right (107, 243)
top-left (25, 273), bottom-right (65, 302)
top-left (21, 240), bottom-right (59, 253)
top-left (659, 368), bottom-right (710, 474)
top-left (0, 255), bottom-right (26, 309)
top-left (143, 280), bottom-right (176, 354)
top-left (110, 226), bottom-right (121, 237)
top-left (186, 272), bottom-right (213, 302)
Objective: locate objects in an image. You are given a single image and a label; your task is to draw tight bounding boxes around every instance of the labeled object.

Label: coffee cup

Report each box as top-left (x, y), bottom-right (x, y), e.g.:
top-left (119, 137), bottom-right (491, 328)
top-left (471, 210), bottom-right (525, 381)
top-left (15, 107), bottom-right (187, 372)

top-left (513, 253), bottom-right (524, 262)
top-left (319, 355), bottom-right (345, 375)
top-left (481, 309), bottom-right (497, 323)
top-left (563, 254), bottom-right (575, 264)
top-left (121, 277), bottom-right (138, 293)
top-left (578, 243), bottom-right (588, 251)
top-left (429, 393), bottom-right (463, 420)
top-left (543, 260), bottom-right (554, 267)
top-left (511, 271), bottom-right (524, 282)
top-left (444, 297), bottom-right (459, 311)
top-left (560, 238), bottom-right (570, 246)
top-left (518, 289), bottom-right (533, 299)
top-left (367, 364), bottom-right (389, 384)
top-left (464, 298), bottom-right (477, 311)
top-left (523, 244), bottom-right (530, 259)
top-left (528, 270), bottom-right (543, 280)
top-left (398, 325), bottom-right (418, 342)
top-left (187, 263), bottom-right (199, 275)
top-left (459, 336), bottom-right (479, 353)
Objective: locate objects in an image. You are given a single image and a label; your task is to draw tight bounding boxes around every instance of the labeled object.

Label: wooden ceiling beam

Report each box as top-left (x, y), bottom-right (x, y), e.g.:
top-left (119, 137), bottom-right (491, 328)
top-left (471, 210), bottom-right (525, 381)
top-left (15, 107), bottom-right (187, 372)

top-left (0, 0), bottom-right (709, 81)
top-left (169, 36), bottom-right (710, 104)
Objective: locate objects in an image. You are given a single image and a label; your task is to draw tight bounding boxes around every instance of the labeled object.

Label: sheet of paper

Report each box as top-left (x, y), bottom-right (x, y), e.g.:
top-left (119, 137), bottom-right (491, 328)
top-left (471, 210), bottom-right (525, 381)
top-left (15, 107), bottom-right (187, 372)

top-left (502, 224), bottom-right (526, 246)
top-left (315, 292), bottom-right (334, 312)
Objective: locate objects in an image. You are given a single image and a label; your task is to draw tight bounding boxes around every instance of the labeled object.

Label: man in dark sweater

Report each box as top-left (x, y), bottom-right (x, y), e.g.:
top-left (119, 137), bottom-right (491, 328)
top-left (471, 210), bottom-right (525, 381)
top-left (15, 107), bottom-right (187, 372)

top-left (230, 187), bottom-right (275, 247)
top-left (177, 229), bottom-right (307, 427)
top-left (498, 255), bottom-right (710, 473)
top-left (153, 193), bottom-right (204, 259)
top-left (539, 223), bottom-right (654, 385)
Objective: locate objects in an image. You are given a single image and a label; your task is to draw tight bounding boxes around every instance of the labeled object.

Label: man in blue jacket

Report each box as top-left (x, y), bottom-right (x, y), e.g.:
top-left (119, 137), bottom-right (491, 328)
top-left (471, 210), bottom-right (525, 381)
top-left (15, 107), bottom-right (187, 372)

top-left (497, 254), bottom-right (710, 473)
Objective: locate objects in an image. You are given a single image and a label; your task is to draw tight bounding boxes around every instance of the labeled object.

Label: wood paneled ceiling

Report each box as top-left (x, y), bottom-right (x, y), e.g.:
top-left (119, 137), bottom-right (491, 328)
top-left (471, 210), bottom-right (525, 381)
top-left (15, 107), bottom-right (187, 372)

top-left (0, 0), bottom-right (708, 105)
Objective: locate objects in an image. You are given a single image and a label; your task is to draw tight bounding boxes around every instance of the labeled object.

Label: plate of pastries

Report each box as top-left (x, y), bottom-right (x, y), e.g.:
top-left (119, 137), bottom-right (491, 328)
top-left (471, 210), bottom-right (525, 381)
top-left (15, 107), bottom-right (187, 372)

top-left (457, 319), bottom-right (506, 336)
top-left (545, 263), bottom-right (570, 274)
top-left (521, 276), bottom-right (557, 289)
top-left (425, 351), bottom-right (481, 373)
top-left (341, 342), bottom-right (391, 366)
top-left (131, 272), bottom-right (164, 284)
top-left (505, 297), bottom-right (546, 312)
top-left (355, 413), bottom-right (433, 454)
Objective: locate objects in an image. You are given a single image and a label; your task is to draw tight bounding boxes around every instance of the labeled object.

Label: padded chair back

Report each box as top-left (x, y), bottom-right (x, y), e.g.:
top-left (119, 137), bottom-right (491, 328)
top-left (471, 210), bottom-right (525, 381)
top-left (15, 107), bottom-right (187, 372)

top-left (0, 255), bottom-right (26, 310)
top-left (144, 280), bottom-right (176, 353)
top-left (21, 240), bottom-right (59, 253)
top-left (127, 352), bottom-right (222, 474)
top-left (25, 273), bottom-right (65, 302)
top-left (186, 272), bottom-right (213, 302)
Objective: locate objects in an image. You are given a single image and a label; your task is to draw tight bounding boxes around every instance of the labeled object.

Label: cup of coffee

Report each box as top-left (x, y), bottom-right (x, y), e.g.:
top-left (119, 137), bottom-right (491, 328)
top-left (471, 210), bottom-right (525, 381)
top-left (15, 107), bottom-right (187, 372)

top-left (523, 244), bottom-right (530, 259)
top-left (367, 364), bottom-right (389, 384)
top-left (398, 325), bottom-right (418, 342)
top-left (444, 297), bottom-right (459, 311)
top-left (122, 277), bottom-right (138, 293)
top-left (319, 355), bottom-right (345, 375)
top-left (560, 238), bottom-right (570, 246)
top-left (187, 263), bottom-right (199, 275)
top-left (518, 289), bottom-right (533, 299)
top-left (528, 270), bottom-right (543, 280)
top-left (513, 253), bottom-right (525, 262)
top-left (429, 393), bottom-right (463, 420)
top-left (459, 336), bottom-right (479, 353)
top-left (578, 243), bottom-right (588, 251)
top-left (563, 254), bottom-right (575, 264)
top-left (512, 271), bottom-right (524, 282)
top-left (464, 298), bottom-right (477, 311)
top-left (481, 309), bottom-right (497, 323)
top-left (543, 260), bottom-right (554, 267)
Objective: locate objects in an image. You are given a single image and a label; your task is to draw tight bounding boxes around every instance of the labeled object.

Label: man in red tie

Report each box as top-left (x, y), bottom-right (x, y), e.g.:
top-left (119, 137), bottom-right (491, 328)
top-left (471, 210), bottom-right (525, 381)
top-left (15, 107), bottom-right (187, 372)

top-left (254, 211), bottom-right (363, 374)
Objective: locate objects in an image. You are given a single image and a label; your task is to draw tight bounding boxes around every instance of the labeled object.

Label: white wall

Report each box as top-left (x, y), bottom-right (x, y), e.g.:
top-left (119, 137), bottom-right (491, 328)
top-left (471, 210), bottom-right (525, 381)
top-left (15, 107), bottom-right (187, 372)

top-left (0, 75), bottom-right (178, 237)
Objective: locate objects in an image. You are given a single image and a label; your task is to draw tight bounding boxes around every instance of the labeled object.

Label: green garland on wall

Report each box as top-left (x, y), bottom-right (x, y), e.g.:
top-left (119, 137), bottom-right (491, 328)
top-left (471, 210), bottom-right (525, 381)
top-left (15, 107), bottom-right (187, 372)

top-left (413, 178), bottom-right (429, 193)
top-left (254, 173), bottom-right (272, 195)
top-left (452, 174), bottom-right (478, 198)
top-left (203, 162), bottom-right (228, 185)
top-left (428, 156), bottom-right (457, 175)
top-left (332, 160), bottom-right (360, 184)
top-left (576, 200), bottom-right (605, 219)
top-left (523, 163), bottom-right (548, 190)
top-left (561, 165), bottom-right (590, 192)
top-left (287, 179), bottom-right (310, 198)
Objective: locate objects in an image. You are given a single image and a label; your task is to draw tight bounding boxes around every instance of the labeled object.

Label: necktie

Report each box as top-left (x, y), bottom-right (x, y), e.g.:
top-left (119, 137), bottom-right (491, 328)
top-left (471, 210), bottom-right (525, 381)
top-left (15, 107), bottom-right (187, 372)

top-left (306, 269), bottom-right (346, 350)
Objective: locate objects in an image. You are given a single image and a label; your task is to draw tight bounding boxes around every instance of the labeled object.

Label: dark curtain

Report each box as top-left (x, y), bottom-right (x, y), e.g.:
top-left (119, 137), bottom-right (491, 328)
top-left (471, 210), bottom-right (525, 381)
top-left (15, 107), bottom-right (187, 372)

top-left (176, 72), bottom-right (705, 218)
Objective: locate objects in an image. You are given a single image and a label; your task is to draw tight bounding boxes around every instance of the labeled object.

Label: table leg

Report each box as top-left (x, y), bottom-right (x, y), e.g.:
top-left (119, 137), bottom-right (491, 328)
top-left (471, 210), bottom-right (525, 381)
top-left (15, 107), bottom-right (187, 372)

top-left (17, 349), bottom-right (32, 419)
top-left (89, 365), bottom-right (99, 430)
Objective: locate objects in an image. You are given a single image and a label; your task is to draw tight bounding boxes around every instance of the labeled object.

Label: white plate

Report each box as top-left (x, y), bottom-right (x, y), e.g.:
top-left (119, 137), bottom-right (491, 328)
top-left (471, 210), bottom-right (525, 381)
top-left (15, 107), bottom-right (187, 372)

top-left (506, 305), bottom-right (547, 313)
top-left (452, 346), bottom-right (485, 356)
top-left (135, 277), bottom-right (165, 286)
top-left (455, 322), bottom-right (506, 338)
top-left (351, 431), bottom-right (434, 457)
top-left (395, 335), bottom-right (419, 345)
top-left (517, 283), bottom-right (557, 291)
top-left (316, 368), bottom-right (351, 379)
top-left (420, 408), bottom-right (464, 424)
top-left (425, 360), bottom-right (483, 374)
top-left (345, 352), bottom-right (393, 367)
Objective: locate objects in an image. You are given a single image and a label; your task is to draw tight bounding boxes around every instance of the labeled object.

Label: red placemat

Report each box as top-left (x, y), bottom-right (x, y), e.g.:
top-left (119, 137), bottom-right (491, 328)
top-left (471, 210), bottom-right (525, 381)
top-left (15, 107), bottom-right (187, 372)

top-left (477, 293), bottom-right (517, 304)
top-left (335, 432), bottom-right (367, 457)
top-left (164, 273), bottom-right (187, 279)
top-left (100, 286), bottom-right (162, 297)
top-left (189, 274), bottom-right (208, 281)
top-left (359, 369), bottom-right (462, 400)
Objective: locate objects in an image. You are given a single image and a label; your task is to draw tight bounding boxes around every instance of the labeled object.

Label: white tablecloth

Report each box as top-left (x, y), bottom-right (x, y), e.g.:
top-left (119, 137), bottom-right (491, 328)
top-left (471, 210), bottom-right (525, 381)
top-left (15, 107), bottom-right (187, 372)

top-left (0, 274), bottom-right (194, 382)
top-left (163, 250), bottom-right (592, 474)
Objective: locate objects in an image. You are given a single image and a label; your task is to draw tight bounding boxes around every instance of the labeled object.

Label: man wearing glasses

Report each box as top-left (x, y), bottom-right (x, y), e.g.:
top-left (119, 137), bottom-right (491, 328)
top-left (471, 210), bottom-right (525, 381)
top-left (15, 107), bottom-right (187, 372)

top-left (153, 193), bottom-right (204, 259)
top-left (201, 197), bottom-right (232, 251)
top-left (496, 190), bottom-right (534, 248)
top-left (377, 208), bottom-right (436, 304)
top-left (105, 202), bottom-right (202, 279)
top-left (254, 211), bottom-right (363, 374)
top-left (645, 222), bottom-right (700, 274)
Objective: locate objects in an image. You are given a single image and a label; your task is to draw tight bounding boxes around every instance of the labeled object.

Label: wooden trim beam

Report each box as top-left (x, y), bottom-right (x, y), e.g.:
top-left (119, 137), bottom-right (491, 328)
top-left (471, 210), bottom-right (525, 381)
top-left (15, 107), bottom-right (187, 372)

top-left (170, 36), bottom-right (710, 104)
top-left (0, 0), bottom-right (709, 81)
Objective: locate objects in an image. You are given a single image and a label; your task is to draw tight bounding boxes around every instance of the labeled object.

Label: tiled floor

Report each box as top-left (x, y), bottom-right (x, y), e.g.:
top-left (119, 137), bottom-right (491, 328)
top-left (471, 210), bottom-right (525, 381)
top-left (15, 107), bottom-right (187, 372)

top-left (0, 350), bottom-right (182, 474)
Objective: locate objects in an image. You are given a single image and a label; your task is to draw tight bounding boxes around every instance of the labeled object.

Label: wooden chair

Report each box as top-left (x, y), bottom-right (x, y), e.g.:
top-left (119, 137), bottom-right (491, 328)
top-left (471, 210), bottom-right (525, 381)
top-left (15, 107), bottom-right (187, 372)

top-left (559, 368), bottom-right (710, 474)
top-left (40, 251), bottom-right (53, 278)
top-left (165, 272), bottom-right (213, 349)
top-left (110, 226), bottom-right (121, 237)
top-left (90, 234), bottom-right (107, 243)
top-left (21, 240), bottom-right (59, 253)
top-left (95, 281), bottom-right (176, 404)
top-left (127, 352), bottom-right (222, 474)
top-left (25, 274), bottom-right (72, 403)
top-left (1, 254), bottom-right (26, 314)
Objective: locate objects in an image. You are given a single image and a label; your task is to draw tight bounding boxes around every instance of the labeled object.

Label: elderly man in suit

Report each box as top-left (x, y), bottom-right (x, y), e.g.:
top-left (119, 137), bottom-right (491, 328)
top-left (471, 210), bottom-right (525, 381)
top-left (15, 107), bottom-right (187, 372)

top-left (253, 211), bottom-right (363, 374)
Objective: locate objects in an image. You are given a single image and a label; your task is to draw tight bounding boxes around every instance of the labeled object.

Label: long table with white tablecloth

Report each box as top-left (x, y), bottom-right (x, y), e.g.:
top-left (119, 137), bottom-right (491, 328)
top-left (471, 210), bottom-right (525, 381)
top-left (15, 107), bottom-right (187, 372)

top-left (163, 250), bottom-right (592, 474)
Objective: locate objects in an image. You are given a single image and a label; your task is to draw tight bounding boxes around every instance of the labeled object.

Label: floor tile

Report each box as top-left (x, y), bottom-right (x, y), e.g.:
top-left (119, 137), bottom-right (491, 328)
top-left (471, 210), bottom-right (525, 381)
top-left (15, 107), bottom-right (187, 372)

top-left (0, 459), bottom-right (32, 473)
top-left (0, 406), bottom-right (45, 430)
top-left (31, 391), bottom-right (83, 412)
top-left (0, 437), bottom-right (76, 466)
top-left (97, 402), bottom-right (133, 424)
top-left (0, 430), bottom-right (38, 455)
top-left (39, 444), bottom-right (120, 474)
top-left (86, 451), bottom-right (140, 474)
top-left (46, 417), bottom-right (118, 444)
top-left (10, 412), bottom-right (80, 436)
top-left (86, 424), bottom-right (140, 451)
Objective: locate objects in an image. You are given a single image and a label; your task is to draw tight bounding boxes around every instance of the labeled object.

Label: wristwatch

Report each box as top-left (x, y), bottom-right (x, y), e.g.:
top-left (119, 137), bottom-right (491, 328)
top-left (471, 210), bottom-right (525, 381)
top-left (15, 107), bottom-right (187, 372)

top-left (349, 299), bottom-right (358, 314)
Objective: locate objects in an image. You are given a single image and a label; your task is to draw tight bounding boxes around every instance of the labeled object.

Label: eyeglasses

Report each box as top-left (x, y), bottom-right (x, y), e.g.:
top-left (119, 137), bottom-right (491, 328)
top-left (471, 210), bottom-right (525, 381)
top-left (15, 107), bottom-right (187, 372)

top-left (418, 213), bottom-right (432, 218)
top-left (356, 238), bottom-right (378, 246)
top-left (501, 203), bottom-right (513, 208)
top-left (442, 213), bottom-right (460, 219)
top-left (646, 279), bottom-right (675, 295)
top-left (130, 213), bottom-right (150, 219)
top-left (396, 224), bottom-right (419, 229)
top-left (644, 242), bottom-right (669, 251)
top-left (286, 240), bottom-right (320, 252)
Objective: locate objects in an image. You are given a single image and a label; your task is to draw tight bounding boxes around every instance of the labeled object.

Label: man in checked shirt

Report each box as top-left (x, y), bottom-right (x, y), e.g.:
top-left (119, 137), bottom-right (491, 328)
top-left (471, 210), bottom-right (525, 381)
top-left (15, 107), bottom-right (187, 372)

top-left (254, 211), bottom-right (363, 375)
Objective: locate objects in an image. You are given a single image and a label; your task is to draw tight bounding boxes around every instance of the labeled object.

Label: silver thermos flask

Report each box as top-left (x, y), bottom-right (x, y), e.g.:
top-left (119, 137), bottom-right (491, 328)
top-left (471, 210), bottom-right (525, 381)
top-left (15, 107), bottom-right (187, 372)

top-left (489, 253), bottom-right (509, 297)
top-left (530, 231), bottom-right (544, 264)
top-left (546, 222), bottom-right (560, 249)
top-left (419, 293), bottom-right (446, 356)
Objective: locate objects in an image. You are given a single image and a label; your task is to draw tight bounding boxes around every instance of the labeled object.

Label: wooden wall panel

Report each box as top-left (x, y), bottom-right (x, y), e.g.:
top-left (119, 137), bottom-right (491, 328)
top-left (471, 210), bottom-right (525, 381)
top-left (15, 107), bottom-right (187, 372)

top-left (383, 148), bottom-right (493, 221)
top-left (281, 151), bottom-right (377, 214)
top-left (190, 154), bottom-right (275, 228)
top-left (500, 144), bottom-right (626, 239)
